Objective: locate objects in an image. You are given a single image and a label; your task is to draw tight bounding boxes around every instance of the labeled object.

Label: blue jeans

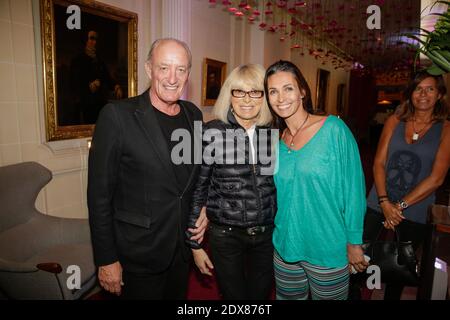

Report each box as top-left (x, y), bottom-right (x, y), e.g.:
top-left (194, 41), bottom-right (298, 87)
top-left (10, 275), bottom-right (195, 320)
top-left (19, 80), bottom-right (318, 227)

top-left (207, 222), bottom-right (274, 300)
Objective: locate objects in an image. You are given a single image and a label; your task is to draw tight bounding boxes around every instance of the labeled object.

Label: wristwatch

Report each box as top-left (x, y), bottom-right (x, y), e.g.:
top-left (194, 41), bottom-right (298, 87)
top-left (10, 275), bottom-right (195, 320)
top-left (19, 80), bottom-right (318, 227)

top-left (398, 199), bottom-right (409, 209)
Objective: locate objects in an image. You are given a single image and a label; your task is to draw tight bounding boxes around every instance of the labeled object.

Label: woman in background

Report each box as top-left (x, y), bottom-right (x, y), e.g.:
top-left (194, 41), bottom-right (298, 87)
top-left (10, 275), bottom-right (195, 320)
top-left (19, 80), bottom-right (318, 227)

top-left (364, 70), bottom-right (450, 300)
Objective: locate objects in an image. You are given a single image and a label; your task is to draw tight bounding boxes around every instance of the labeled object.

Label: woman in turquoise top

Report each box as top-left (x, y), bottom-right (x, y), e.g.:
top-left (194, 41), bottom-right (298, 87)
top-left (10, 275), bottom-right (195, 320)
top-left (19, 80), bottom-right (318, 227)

top-left (264, 60), bottom-right (368, 300)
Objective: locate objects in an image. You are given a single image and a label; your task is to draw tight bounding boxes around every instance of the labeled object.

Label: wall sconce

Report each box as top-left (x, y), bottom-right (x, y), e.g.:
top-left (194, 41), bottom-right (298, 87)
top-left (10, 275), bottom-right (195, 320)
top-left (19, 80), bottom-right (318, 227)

top-left (377, 100), bottom-right (392, 105)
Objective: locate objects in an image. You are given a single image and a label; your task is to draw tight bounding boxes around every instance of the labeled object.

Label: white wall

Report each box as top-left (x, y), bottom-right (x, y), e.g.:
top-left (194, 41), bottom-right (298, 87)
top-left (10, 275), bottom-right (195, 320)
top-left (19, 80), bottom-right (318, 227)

top-left (263, 32), bottom-right (291, 68)
top-left (189, 0), bottom-right (233, 121)
top-left (261, 25), bottom-right (349, 115)
top-left (292, 53), bottom-right (350, 115)
top-left (189, 0), bottom-right (296, 121)
top-left (0, 0), bottom-right (152, 218)
top-left (0, 0), bottom-right (350, 218)
top-left (189, 0), bottom-right (350, 117)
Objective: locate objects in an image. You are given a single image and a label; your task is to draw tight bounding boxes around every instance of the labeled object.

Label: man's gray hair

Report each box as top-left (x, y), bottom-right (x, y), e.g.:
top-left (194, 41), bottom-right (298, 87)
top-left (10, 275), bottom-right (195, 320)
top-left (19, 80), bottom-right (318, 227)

top-left (146, 38), bottom-right (192, 70)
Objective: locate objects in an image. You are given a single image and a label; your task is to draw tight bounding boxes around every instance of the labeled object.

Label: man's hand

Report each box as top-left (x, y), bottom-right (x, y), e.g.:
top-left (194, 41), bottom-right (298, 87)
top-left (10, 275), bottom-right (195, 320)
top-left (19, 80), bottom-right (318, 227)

top-left (188, 206), bottom-right (208, 244)
top-left (192, 248), bottom-right (214, 276)
top-left (98, 261), bottom-right (123, 296)
top-left (347, 244), bottom-right (369, 273)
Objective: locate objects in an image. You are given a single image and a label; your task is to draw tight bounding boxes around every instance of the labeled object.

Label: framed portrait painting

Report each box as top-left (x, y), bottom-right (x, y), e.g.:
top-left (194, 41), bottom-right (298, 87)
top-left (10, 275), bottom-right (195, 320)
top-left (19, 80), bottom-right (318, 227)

top-left (336, 83), bottom-right (346, 115)
top-left (202, 58), bottom-right (227, 106)
top-left (39, 0), bottom-right (138, 141)
top-left (315, 68), bottom-right (330, 114)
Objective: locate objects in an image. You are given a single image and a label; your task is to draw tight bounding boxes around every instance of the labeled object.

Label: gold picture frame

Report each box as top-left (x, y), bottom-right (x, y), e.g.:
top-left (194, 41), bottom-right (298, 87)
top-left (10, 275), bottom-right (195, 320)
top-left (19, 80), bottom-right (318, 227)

top-left (315, 68), bottom-right (330, 114)
top-left (336, 83), bottom-right (346, 115)
top-left (40, 0), bottom-right (138, 141)
top-left (202, 58), bottom-right (227, 106)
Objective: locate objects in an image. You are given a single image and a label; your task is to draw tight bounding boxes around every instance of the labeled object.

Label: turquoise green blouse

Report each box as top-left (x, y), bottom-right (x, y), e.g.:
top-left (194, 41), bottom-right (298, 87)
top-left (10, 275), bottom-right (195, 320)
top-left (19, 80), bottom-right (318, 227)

top-left (273, 115), bottom-right (366, 268)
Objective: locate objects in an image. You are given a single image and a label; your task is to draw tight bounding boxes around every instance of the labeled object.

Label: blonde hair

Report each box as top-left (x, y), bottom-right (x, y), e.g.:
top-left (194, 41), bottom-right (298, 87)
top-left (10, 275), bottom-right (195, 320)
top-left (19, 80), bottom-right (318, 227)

top-left (213, 64), bottom-right (272, 126)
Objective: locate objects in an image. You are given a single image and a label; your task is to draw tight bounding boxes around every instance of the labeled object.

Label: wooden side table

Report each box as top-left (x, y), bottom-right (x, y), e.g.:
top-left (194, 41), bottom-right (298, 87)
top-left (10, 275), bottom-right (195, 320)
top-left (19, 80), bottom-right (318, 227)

top-left (417, 205), bottom-right (450, 300)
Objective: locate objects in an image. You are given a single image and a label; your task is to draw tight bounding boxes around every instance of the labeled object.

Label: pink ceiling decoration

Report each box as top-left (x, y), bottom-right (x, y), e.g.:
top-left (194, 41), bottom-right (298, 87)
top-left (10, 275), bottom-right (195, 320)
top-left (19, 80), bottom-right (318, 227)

top-left (206, 0), bottom-right (421, 73)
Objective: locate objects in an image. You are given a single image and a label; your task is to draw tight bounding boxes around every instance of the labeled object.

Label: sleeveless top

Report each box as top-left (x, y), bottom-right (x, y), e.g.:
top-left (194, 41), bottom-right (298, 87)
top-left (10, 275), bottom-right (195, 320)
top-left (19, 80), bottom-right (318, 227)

top-left (367, 121), bottom-right (443, 224)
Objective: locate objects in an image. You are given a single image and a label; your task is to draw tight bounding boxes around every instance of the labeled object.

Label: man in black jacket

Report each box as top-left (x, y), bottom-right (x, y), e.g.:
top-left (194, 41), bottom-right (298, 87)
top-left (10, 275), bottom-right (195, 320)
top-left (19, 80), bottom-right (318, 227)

top-left (88, 38), bottom-right (206, 299)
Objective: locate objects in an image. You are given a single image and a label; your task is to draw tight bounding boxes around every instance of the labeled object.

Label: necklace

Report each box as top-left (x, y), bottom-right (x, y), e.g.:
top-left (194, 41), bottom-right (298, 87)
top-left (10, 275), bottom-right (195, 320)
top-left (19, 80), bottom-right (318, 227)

top-left (411, 117), bottom-right (432, 142)
top-left (286, 113), bottom-right (309, 153)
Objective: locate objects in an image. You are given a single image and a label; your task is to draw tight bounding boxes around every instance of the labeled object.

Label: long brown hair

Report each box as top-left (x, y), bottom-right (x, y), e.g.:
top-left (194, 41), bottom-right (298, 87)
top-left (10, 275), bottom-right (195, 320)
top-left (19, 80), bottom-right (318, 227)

top-left (264, 60), bottom-right (314, 132)
top-left (395, 70), bottom-right (448, 121)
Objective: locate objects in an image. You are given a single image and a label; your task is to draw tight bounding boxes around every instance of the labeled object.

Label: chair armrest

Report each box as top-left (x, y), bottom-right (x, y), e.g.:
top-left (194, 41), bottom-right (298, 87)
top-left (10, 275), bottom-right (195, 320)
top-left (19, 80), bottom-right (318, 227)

top-left (36, 262), bottom-right (63, 274)
top-left (0, 258), bottom-right (38, 273)
top-left (0, 259), bottom-right (62, 274)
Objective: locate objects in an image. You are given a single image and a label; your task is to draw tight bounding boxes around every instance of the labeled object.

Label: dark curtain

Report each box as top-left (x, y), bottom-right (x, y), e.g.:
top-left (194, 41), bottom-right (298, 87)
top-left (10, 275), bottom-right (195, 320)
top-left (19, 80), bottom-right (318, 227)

top-left (346, 70), bottom-right (377, 145)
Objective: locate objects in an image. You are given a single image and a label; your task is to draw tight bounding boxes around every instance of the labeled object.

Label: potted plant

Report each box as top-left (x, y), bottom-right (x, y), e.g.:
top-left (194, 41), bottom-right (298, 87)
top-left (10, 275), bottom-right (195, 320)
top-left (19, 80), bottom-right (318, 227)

top-left (408, 1), bottom-right (450, 75)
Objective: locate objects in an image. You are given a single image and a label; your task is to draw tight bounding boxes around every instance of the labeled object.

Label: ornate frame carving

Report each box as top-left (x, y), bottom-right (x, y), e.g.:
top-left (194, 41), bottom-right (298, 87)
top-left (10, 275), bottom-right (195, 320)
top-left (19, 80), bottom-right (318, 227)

top-left (315, 68), bottom-right (330, 113)
top-left (202, 58), bottom-right (227, 107)
top-left (40, 0), bottom-right (138, 141)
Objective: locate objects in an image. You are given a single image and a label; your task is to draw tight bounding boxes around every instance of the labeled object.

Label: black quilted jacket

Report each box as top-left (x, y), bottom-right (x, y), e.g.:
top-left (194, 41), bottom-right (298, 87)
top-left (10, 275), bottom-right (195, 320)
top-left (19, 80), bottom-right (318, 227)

top-left (186, 110), bottom-right (277, 249)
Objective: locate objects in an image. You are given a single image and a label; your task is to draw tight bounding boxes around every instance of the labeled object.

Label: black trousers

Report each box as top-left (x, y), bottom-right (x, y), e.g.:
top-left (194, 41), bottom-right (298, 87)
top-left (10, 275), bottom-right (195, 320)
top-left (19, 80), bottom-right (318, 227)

top-left (120, 244), bottom-right (190, 300)
top-left (208, 222), bottom-right (274, 300)
top-left (362, 207), bottom-right (427, 300)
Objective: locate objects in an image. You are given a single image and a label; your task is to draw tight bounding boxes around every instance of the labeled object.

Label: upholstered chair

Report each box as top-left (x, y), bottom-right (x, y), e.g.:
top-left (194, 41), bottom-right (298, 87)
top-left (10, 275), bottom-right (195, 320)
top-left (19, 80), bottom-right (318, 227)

top-left (0, 162), bottom-right (96, 299)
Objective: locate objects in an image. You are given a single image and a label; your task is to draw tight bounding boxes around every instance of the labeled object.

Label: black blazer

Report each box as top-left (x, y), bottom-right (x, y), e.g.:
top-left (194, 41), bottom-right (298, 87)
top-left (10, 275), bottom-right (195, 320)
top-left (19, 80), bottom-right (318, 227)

top-left (87, 90), bottom-right (203, 273)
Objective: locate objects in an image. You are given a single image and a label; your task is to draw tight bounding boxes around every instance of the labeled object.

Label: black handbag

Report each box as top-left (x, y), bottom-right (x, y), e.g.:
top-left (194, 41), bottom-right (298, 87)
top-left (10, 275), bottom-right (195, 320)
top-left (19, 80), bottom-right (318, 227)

top-left (362, 228), bottom-right (419, 286)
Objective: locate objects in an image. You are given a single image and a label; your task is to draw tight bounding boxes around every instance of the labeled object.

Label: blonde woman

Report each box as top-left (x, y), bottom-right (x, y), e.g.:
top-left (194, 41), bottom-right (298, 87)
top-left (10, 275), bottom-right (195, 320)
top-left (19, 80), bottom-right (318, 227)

top-left (186, 64), bottom-right (277, 300)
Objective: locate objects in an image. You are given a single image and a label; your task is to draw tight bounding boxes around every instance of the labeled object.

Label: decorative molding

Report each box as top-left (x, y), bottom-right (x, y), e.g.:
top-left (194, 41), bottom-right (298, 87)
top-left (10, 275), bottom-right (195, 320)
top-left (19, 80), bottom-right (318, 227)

top-left (161, 0), bottom-right (191, 100)
top-left (52, 167), bottom-right (87, 177)
top-left (162, 0), bottom-right (191, 45)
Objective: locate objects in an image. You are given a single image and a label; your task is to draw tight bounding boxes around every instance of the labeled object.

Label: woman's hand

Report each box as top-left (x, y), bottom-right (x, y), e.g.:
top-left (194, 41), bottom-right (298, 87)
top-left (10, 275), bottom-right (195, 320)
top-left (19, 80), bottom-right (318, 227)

top-left (380, 201), bottom-right (404, 230)
top-left (347, 244), bottom-right (369, 273)
top-left (189, 206), bottom-right (209, 244)
top-left (192, 248), bottom-right (214, 276)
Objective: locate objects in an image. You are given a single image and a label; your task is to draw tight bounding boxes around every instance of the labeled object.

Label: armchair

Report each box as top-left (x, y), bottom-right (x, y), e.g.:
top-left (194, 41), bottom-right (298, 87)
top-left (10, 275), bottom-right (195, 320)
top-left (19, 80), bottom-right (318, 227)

top-left (0, 162), bottom-right (96, 299)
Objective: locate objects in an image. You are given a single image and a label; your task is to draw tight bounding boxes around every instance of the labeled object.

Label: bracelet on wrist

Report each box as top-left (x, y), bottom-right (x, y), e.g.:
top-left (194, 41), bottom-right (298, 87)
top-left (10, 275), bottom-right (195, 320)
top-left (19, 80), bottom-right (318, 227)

top-left (378, 199), bottom-right (388, 205)
top-left (377, 195), bottom-right (388, 200)
top-left (398, 199), bottom-right (409, 209)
